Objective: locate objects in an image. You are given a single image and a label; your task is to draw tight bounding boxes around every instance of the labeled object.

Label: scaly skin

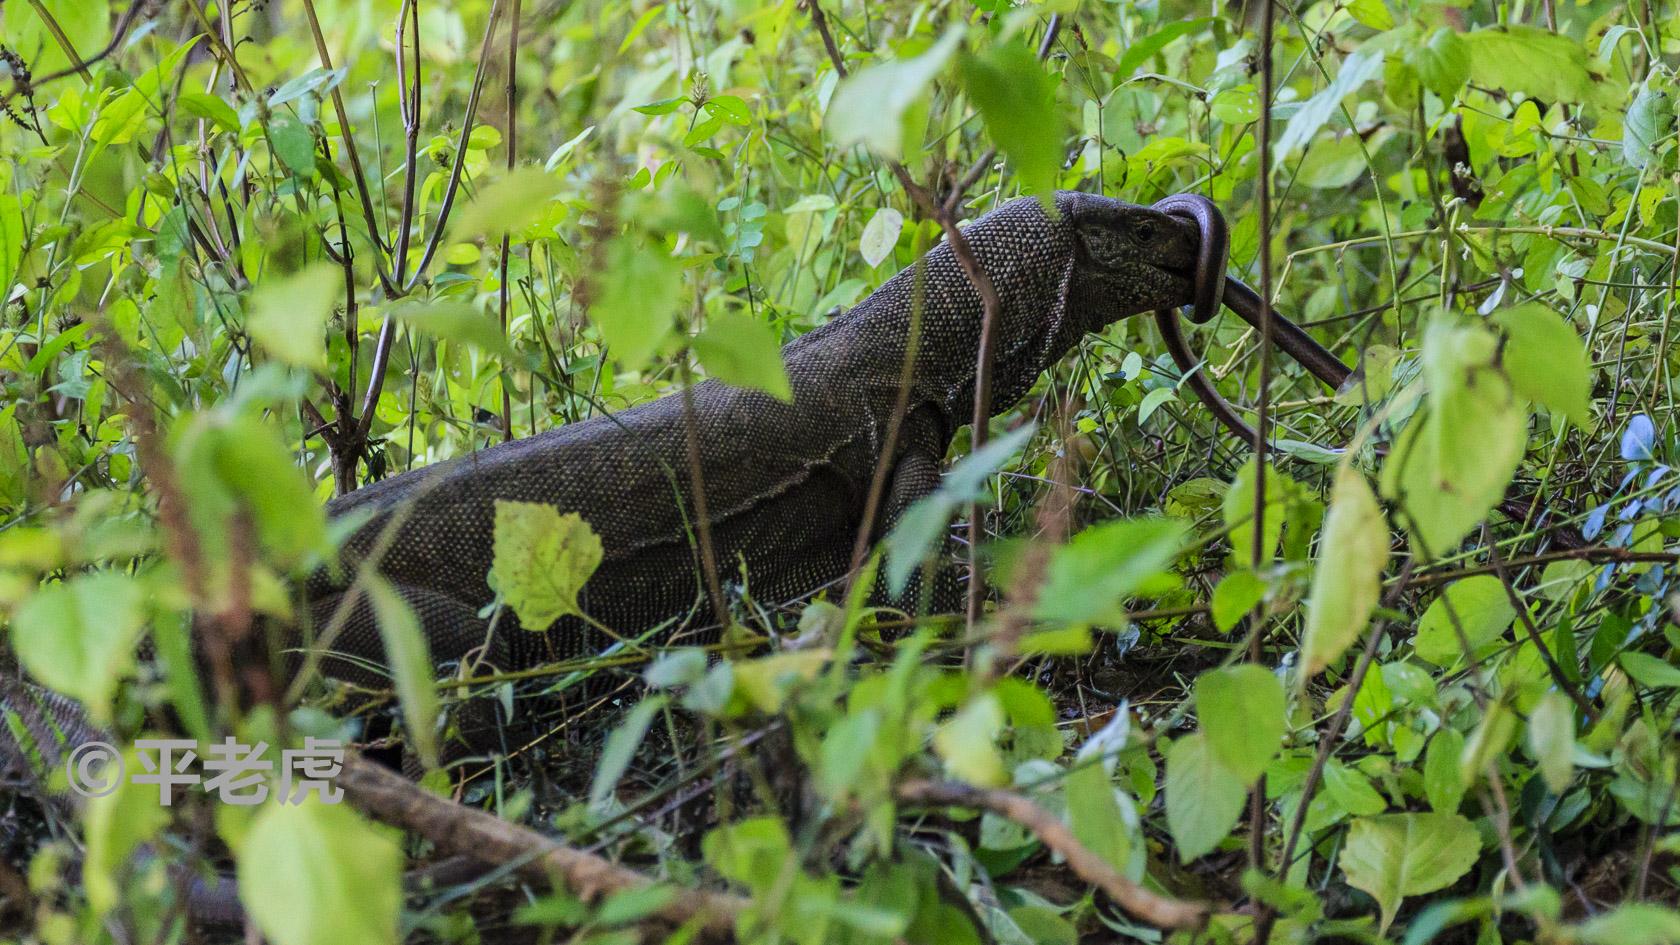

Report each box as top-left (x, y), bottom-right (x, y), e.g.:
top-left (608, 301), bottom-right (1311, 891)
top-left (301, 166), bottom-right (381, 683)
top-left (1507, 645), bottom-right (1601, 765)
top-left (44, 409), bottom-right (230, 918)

top-left (300, 191), bottom-right (1201, 690)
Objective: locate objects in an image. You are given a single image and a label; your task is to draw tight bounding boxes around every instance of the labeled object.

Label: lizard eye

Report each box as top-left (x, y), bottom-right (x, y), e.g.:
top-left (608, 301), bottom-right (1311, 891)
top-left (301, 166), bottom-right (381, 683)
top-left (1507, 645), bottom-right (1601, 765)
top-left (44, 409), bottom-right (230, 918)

top-left (1133, 221), bottom-right (1156, 243)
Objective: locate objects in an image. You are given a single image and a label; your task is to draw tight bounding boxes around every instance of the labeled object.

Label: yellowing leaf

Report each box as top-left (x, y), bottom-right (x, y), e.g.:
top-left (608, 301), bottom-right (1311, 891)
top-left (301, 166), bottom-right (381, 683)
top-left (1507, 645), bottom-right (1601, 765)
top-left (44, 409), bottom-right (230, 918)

top-left (1196, 664), bottom-right (1286, 785)
top-left (247, 263), bottom-right (340, 370)
top-left (239, 800), bottom-right (402, 945)
top-left (1340, 813), bottom-right (1480, 933)
top-left (489, 500), bottom-right (604, 631)
top-left (1303, 466), bottom-right (1389, 675)
top-left (691, 311), bottom-right (793, 401)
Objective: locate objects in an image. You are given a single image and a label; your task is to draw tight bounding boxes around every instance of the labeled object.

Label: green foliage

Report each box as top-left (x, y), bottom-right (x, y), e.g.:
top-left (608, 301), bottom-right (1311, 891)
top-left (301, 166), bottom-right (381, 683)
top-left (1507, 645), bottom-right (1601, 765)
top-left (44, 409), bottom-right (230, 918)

top-left (4, 0), bottom-right (1680, 940)
top-left (238, 800), bottom-right (403, 945)
top-left (1340, 813), bottom-right (1481, 933)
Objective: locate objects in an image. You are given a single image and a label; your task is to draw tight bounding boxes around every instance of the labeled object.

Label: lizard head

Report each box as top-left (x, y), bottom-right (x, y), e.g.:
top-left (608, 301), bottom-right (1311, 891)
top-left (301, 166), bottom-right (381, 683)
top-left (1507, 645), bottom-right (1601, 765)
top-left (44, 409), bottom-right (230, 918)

top-left (1058, 191), bottom-right (1202, 331)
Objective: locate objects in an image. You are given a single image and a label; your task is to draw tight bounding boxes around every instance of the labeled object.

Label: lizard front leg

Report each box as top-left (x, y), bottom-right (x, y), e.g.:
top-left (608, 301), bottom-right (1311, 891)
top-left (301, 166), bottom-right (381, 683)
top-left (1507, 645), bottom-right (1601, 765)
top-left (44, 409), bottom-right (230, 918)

top-left (874, 448), bottom-right (966, 617)
top-left (302, 584), bottom-right (512, 759)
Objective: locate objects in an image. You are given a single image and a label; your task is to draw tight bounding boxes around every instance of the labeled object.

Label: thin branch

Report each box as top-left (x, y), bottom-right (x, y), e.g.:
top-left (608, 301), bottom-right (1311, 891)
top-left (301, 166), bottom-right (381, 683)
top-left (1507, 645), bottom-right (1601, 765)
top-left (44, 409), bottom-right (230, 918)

top-left (337, 752), bottom-right (745, 940)
top-left (896, 779), bottom-right (1211, 931)
top-left (300, 0), bottom-right (392, 261)
top-left (497, 0), bottom-right (522, 444)
top-left (679, 361), bottom-right (732, 633)
top-left (404, 0), bottom-right (506, 289)
top-left (1245, 0), bottom-right (1280, 878)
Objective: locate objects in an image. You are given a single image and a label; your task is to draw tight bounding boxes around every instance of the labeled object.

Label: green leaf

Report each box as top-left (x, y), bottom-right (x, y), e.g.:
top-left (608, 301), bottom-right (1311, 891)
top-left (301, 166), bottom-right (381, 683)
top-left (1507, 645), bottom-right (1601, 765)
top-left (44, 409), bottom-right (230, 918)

top-left (1380, 316), bottom-right (1526, 557)
top-left (365, 578), bottom-right (440, 769)
top-left (1211, 569), bottom-right (1265, 633)
top-left (1492, 303), bottom-right (1592, 428)
top-left (704, 816), bottom-right (791, 891)
top-left (0, 194), bottom-right (25, 302)
top-left (1346, 0), bottom-right (1394, 30)
top-left (1412, 575), bottom-right (1516, 667)
top-left (1165, 732), bottom-right (1247, 862)
top-left (1276, 48), bottom-right (1385, 163)
top-left (1463, 27), bottom-right (1594, 104)
top-left (1623, 77), bottom-right (1674, 170)
top-left (1196, 664), bottom-right (1286, 785)
top-left (590, 696), bottom-right (668, 812)
top-left (691, 311), bottom-right (793, 401)
top-left (959, 41), bottom-right (1064, 198)
top-left (1458, 700), bottom-right (1516, 787)
top-left (247, 263), bottom-right (340, 370)
top-left (1619, 651), bottom-right (1680, 689)
top-left (1222, 459), bottom-right (1294, 567)
top-left (1323, 760), bottom-right (1388, 816)
top-left (933, 693), bottom-right (1006, 787)
top-left (1340, 813), bottom-right (1480, 933)
top-left (826, 27), bottom-right (964, 159)
top-left (1574, 904), bottom-right (1680, 945)
top-left (1065, 761), bottom-right (1133, 873)
top-left (1407, 28), bottom-right (1470, 99)
top-left (11, 571), bottom-right (144, 723)
top-left (589, 236), bottom-right (682, 369)
top-left (178, 90), bottom-right (243, 133)
top-left (1527, 690), bottom-right (1575, 794)
top-left (449, 166), bottom-right (561, 241)
top-left (859, 207), bottom-right (903, 268)
top-left (390, 300), bottom-right (517, 359)
top-left (1303, 466), bottom-right (1390, 675)
top-left (2, 0), bottom-right (111, 79)
top-left (1424, 728), bottom-right (1467, 813)
top-left (268, 114), bottom-right (318, 178)
top-left (1114, 19), bottom-right (1215, 78)
top-left (489, 500), bottom-right (605, 631)
top-left (83, 748), bottom-right (170, 916)
top-left (1033, 517), bottom-right (1186, 626)
top-left (239, 800), bottom-right (402, 945)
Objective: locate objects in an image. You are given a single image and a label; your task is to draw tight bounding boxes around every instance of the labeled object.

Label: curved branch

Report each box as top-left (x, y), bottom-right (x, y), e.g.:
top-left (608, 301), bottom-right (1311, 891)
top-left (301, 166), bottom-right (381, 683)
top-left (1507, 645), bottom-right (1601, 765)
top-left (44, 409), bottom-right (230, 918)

top-left (895, 778), bottom-right (1212, 931)
top-left (337, 753), bottom-right (745, 940)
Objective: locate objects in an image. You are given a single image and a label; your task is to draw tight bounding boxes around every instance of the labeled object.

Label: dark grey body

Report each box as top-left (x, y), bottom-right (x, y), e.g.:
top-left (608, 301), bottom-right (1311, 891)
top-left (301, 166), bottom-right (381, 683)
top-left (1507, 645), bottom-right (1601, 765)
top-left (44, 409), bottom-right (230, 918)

top-left (306, 192), bottom-right (1199, 685)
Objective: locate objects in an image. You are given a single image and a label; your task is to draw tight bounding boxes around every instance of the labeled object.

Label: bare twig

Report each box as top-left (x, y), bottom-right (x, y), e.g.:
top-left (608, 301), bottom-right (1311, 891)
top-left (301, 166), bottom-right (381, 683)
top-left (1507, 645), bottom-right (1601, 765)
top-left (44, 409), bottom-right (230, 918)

top-left (679, 362), bottom-right (732, 633)
top-left (497, 0), bottom-right (523, 444)
top-left (337, 752), bottom-right (745, 940)
top-left (299, 0), bottom-right (396, 273)
top-left (896, 778), bottom-right (1211, 931)
top-left (1245, 0), bottom-right (1280, 879)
